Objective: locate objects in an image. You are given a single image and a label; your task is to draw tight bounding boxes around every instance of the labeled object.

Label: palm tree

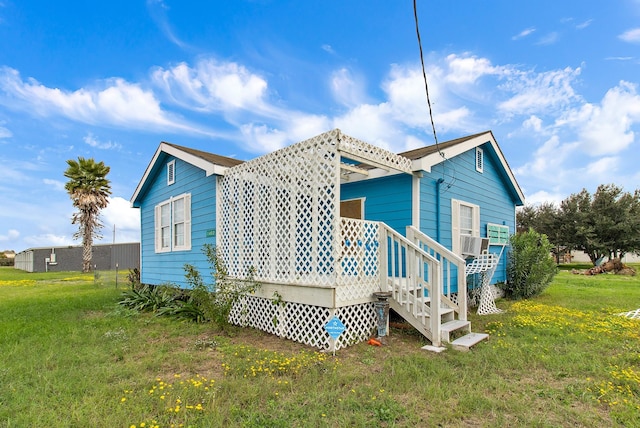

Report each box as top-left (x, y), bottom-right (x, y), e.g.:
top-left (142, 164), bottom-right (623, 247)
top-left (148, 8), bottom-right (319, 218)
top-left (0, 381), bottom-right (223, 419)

top-left (64, 157), bottom-right (111, 273)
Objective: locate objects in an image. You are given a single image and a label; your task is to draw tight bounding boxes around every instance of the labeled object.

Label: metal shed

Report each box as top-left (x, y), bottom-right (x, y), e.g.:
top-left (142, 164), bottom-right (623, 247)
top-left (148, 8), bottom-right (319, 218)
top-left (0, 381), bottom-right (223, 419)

top-left (14, 242), bottom-right (140, 273)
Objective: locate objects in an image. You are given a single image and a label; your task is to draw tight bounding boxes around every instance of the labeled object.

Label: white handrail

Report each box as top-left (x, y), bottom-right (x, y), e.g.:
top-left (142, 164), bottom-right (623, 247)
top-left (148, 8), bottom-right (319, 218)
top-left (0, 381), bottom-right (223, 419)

top-left (380, 223), bottom-right (443, 345)
top-left (406, 226), bottom-right (468, 322)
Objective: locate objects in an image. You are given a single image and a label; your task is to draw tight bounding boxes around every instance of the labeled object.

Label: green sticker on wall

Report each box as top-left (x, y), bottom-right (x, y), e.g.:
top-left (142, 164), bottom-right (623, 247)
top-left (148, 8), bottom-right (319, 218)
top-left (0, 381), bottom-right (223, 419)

top-left (206, 229), bottom-right (216, 238)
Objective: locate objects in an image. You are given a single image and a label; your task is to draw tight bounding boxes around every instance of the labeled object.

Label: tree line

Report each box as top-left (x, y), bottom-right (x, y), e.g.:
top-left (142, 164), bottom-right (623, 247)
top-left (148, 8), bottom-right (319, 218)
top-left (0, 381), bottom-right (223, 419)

top-left (517, 184), bottom-right (640, 265)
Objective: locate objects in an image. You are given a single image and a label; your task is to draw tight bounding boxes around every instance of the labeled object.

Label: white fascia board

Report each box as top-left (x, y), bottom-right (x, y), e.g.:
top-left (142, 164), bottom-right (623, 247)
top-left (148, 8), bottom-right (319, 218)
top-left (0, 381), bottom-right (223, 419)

top-left (130, 143), bottom-right (229, 207)
top-left (161, 144), bottom-right (228, 177)
top-left (410, 132), bottom-right (525, 204)
top-left (418, 133), bottom-right (494, 171)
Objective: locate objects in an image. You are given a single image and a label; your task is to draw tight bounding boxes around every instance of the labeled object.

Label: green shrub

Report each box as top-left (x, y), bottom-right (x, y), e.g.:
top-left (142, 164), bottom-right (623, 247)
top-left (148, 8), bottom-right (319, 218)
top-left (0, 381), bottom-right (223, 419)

top-left (118, 245), bottom-right (260, 328)
top-left (502, 228), bottom-right (557, 299)
top-left (126, 267), bottom-right (141, 290)
top-left (183, 244), bottom-right (260, 330)
top-left (118, 284), bottom-right (180, 312)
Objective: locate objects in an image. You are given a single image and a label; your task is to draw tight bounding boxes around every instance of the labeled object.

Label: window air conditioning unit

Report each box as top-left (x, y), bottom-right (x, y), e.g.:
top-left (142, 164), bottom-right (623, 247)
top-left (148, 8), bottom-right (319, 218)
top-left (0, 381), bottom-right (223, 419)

top-left (460, 236), bottom-right (489, 258)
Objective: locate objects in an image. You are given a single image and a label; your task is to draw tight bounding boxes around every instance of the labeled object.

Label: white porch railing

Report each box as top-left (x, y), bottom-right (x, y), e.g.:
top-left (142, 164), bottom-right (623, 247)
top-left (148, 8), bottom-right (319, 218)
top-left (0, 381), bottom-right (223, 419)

top-left (406, 226), bottom-right (468, 322)
top-left (379, 223), bottom-right (443, 345)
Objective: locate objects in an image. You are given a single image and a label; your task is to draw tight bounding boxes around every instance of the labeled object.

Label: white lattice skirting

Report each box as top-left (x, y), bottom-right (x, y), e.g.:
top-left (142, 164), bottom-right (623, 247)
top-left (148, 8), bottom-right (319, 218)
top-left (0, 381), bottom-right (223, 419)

top-left (619, 308), bottom-right (640, 320)
top-left (229, 295), bottom-right (377, 350)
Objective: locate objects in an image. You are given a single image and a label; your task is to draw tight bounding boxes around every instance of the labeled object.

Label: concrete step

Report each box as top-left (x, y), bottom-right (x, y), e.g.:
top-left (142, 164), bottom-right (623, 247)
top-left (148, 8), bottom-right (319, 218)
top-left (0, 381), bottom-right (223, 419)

top-left (440, 319), bottom-right (471, 343)
top-left (450, 332), bottom-right (489, 352)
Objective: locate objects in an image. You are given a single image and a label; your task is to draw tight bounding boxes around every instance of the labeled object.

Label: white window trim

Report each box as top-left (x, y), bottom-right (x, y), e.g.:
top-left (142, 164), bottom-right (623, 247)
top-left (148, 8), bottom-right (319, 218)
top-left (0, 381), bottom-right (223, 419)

top-left (154, 193), bottom-right (191, 253)
top-left (451, 199), bottom-right (480, 256)
top-left (167, 160), bottom-right (176, 185)
top-left (475, 147), bottom-right (483, 173)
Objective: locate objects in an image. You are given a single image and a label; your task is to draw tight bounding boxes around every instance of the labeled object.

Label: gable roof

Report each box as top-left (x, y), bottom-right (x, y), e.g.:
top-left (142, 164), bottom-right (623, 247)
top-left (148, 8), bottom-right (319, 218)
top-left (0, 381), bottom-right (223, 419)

top-left (400, 131), bottom-right (490, 160)
top-left (404, 131), bottom-right (525, 206)
top-left (130, 141), bottom-right (243, 207)
top-left (131, 131), bottom-right (524, 208)
top-left (163, 142), bottom-right (244, 169)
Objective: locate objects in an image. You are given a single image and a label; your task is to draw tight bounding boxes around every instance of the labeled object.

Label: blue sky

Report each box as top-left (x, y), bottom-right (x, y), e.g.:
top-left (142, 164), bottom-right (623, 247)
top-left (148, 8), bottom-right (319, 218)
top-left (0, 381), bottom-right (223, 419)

top-left (1, 0), bottom-right (639, 252)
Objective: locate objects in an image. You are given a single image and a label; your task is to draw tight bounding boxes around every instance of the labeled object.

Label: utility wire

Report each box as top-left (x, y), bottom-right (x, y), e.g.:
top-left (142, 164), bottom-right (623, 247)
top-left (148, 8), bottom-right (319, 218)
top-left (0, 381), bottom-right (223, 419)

top-left (413, 0), bottom-right (444, 159)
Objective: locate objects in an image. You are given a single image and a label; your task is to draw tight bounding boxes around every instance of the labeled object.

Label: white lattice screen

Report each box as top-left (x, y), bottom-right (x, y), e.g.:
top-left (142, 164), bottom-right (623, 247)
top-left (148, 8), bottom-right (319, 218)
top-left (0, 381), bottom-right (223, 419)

top-left (337, 133), bottom-right (413, 174)
top-left (219, 130), bottom-right (340, 287)
top-left (219, 129), bottom-right (415, 349)
top-left (229, 295), bottom-right (377, 350)
top-left (336, 218), bottom-right (382, 302)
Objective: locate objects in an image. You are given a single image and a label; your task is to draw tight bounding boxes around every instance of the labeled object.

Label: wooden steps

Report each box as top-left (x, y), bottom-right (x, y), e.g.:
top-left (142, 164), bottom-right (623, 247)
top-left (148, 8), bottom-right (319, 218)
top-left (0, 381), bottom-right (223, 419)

top-left (440, 320), bottom-right (471, 343)
top-left (450, 333), bottom-right (489, 351)
top-left (440, 320), bottom-right (488, 351)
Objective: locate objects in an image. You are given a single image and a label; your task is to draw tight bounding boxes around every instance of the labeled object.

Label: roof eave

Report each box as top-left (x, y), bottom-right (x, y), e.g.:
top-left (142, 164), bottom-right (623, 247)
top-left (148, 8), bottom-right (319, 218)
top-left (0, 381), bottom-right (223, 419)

top-left (411, 131), bottom-right (525, 205)
top-left (130, 142), bottom-right (230, 207)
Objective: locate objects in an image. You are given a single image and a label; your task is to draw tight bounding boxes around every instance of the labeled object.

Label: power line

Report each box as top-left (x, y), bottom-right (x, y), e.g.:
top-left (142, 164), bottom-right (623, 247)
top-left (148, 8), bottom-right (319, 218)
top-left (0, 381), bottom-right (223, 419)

top-left (413, 0), bottom-right (444, 159)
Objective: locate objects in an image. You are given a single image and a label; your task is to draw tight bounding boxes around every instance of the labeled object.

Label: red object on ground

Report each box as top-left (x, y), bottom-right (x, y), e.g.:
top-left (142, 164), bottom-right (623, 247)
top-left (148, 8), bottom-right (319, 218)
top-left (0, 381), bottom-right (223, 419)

top-left (367, 338), bottom-right (382, 346)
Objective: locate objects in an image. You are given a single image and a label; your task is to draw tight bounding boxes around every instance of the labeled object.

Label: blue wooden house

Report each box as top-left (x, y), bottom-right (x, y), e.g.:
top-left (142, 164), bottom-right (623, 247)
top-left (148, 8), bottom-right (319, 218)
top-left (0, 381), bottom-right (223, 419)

top-left (131, 129), bottom-right (524, 351)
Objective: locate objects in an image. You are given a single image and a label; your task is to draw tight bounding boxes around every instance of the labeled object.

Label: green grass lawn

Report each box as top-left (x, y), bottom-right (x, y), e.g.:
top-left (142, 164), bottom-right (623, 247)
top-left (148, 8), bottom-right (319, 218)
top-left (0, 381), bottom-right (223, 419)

top-left (1, 266), bottom-right (639, 427)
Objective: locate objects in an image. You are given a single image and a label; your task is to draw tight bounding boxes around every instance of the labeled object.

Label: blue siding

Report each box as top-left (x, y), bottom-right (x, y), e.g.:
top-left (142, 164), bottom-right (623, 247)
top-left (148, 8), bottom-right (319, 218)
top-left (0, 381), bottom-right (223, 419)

top-left (139, 154), bottom-right (217, 288)
top-left (341, 174), bottom-right (412, 233)
top-left (420, 143), bottom-right (518, 286)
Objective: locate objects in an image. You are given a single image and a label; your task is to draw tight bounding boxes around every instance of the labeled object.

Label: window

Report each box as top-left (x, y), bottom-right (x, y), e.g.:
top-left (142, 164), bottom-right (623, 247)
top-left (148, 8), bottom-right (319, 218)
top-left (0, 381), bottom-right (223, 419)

top-left (340, 198), bottom-right (365, 220)
top-left (451, 199), bottom-right (480, 255)
top-left (475, 147), bottom-right (483, 173)
top-left (155, 193), bottom-right (191, 253)
top-left (167, 160), bottom-right (175, 185)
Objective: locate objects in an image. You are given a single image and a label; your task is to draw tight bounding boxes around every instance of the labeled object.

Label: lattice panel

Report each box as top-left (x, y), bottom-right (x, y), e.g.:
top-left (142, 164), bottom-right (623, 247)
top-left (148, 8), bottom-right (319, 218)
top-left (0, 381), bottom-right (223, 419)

top-left (229, 295), bottom-right (280, 335)
top-left (334, 303), bottom-right (377, 349)
top-left (219, 130), bottom-right (341, 286)
top-left (465, 254), bottom-right (503, 315)
top-left (228, 296), bottom-right (377, 351)
top-left (336, 218), bottom-right (381, 302)
top-left (337, 131), bottom-right (413, 174)
top-left (619, 309), bottom-right (640, 320)
top-left (283, 302), bottom-right (332, 349)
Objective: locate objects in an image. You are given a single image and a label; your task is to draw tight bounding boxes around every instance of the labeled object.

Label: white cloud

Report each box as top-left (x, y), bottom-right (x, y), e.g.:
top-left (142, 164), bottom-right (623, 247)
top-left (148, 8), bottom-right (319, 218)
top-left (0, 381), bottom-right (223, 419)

top-left (322, 44), bottom-right (335, 54)
top-left (380, 64), bottom-right (473, 133)
top-left (23, 233), bottom-right (73, 248)
top-left (146, 0), bottom-right (191, 50)
top-left (584, 156), bottom-right (619, 177)
top-left (498, 66), bottom-right (582, 115)
top-left (444, 53), bottom-right (504, 85)
top-left (524, 189), bottom-right (565, 206)
top-left (0, 67), bottom-right (202, 134)
top-left (239, 112), bottom-right (330, 154)
top-left (512, 28), bottom-right (536, 40)
top-left (43, 178), bottom-right (65, 192)
top-left (333, 103), bottom-right (396, 150)
top-left (383, 65), bottom-right (432, 128)
top-left (0, 124), bottom-right (11, 138)
top-left (559, 81), bottom-right (640, 155)
top-left (536, 32), bottom-right (559, 45)
top-left (151, 59), bottom-right (269, 113)
top-left (101, 196), bottom-right (141, 233)
top-left (330, 67), bottom-right (366, 107)
top-left (523, 115), bottom-right (543, 132)
top-left (514, 135), bottom-right (579, 179)
top-left (576, 19), bottom-right (593, 30)
top-left (239, 124), bottom-right (289, 153)
top-left (0, 229), bottom-right (19, 242)
top-left (83, 132), bottom-right (122, 150)
top-left (619, 28), bottom-right (640, 43)
top-left (605, 56), bottom-right (634, 61)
